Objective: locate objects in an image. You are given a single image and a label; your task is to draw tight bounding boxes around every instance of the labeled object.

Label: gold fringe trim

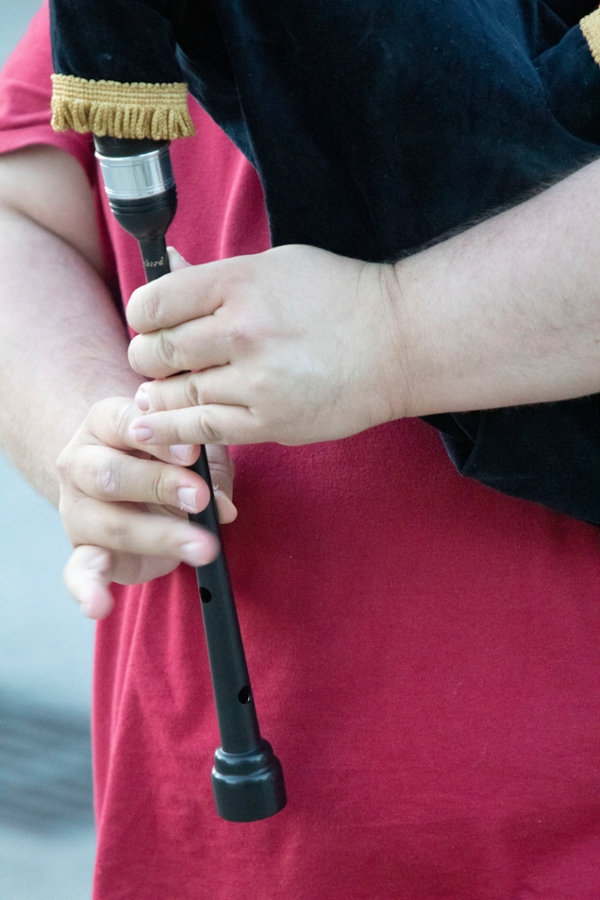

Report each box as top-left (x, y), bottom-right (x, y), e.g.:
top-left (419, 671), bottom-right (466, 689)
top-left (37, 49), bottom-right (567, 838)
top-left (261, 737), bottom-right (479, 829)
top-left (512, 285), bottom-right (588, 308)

top-left (581, 8), bottom-right (600, 68)
top-left (50, 74), bottom-right (195, 140)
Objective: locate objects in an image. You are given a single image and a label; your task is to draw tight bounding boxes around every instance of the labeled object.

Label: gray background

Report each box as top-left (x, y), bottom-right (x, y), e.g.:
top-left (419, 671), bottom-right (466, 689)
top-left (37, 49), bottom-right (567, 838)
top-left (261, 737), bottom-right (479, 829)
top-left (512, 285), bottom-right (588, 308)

top-left (0, 2), bottom-right (96, 897)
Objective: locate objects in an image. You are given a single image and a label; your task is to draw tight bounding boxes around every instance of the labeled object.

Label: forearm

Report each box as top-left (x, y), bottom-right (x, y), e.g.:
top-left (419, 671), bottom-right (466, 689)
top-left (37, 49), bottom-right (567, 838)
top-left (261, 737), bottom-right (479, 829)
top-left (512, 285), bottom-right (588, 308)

top-left (0, 206), bottom-right (142, 504)
top-left (395, 158), bottom-right (600, 418)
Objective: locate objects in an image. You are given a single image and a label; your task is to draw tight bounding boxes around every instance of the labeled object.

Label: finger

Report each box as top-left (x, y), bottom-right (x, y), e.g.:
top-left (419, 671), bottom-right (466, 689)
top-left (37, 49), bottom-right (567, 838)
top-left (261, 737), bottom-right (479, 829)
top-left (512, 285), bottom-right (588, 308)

top-left (128, 313), bottom-right (231, 380)
top-left (64, 545), bottom-right (181, 619)
top-left (134, 366), bottom-right (249, 414)
top-left (205, 444), bottom-right (237, 524)
top-left (126, 255), bottom-right (231, 333)
top-left (82, 396), bottom-right (197, 466)
top-left (85, 396), bottom-right (150, 450)
top-left (213, 490), bottom-right (237, 524)
top-left (129, 404), bottom-right (263, 447)
top-left (64, 545), bottom-right (114, 619)
top-left (69, 497), bottom-right (219, 565)
top-left (69, 445), bottom-right (211, 513)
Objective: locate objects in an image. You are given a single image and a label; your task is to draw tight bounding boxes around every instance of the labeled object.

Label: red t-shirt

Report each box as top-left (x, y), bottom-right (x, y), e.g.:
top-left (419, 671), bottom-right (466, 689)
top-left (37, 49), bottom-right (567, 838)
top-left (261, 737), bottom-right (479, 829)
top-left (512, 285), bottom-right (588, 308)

top-left (3, 7), bottom-right (600, 898)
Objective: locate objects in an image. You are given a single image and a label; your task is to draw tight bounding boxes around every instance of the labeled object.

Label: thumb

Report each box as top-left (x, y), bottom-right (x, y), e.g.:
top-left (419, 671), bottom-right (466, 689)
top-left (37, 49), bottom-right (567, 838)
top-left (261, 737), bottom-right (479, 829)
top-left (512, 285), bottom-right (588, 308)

top-left (64, 545), bottom-right (115, 619)
top-left (167, 246), bottom-right (192, 271)
top-left (205, 444), bottom-right (238, 524)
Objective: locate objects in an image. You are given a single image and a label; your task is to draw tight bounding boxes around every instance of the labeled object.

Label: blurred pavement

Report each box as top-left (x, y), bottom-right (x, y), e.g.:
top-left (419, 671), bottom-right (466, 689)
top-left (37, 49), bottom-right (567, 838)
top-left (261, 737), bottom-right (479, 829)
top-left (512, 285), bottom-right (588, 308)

top-left (0, 3), bottom-right (96, 897)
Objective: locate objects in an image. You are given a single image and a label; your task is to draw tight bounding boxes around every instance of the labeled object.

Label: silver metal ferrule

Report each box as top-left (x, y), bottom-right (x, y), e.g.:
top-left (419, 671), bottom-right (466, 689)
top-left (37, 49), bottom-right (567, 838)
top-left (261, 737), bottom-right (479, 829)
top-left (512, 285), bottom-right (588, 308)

top-left (95, 145), bottom-right (174, 200)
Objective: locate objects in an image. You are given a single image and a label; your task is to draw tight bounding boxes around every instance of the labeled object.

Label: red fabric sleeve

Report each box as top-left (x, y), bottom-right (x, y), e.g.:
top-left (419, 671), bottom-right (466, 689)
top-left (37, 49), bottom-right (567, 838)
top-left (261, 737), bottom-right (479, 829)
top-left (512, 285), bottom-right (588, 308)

top-left (0, 2), bottom-right (95, 184)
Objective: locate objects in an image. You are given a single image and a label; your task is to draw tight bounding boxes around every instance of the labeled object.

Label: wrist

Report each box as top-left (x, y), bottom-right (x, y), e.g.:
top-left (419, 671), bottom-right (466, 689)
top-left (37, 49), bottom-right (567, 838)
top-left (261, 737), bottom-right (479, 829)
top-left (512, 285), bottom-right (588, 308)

top-left (386, 184), bottom-right (600, 419)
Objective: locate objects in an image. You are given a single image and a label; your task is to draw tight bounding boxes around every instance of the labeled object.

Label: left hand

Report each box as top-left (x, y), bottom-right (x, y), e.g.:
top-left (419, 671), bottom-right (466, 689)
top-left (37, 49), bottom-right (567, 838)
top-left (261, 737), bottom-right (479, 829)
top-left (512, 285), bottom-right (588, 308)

top-left (57, 394), bottom-right (237, 619)
top-left (126, 245), bottom-right (409, 447)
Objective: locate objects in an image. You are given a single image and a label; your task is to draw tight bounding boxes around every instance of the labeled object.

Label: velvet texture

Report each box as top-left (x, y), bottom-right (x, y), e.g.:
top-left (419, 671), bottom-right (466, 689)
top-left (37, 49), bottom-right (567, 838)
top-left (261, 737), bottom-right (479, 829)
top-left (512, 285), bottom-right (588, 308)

top-left (50, 0), bottom-right (600, 523)
top-left (50, 0), bottom-right (186, 85)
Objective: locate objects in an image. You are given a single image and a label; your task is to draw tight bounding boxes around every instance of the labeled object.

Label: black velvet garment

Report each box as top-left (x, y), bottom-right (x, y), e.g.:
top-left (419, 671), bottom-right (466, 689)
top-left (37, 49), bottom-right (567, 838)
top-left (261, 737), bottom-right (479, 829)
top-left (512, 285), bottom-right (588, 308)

top-left (51, 0), bottom-right (600, 524)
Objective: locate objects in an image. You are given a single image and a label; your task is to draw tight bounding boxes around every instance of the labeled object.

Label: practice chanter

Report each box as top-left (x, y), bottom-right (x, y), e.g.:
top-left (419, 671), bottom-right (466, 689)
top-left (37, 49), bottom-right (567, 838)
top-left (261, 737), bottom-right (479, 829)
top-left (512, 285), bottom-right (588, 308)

top-left (94, 135), bottom-right (286, 823)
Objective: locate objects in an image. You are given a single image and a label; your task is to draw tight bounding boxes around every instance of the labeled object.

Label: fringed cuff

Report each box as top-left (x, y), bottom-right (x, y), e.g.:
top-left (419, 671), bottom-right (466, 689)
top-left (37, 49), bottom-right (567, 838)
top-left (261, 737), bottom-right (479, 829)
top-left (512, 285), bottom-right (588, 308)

top-left (50, 74), bottom-right (195, 140)
top-left (581, 8), bottom-right (600, 67)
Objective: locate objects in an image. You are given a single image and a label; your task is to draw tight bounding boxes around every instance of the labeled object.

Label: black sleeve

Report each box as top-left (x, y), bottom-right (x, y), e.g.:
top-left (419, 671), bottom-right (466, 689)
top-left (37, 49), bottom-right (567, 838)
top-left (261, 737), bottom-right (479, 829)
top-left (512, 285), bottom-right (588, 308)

top-left (425, 396), bottom-right (600, 525)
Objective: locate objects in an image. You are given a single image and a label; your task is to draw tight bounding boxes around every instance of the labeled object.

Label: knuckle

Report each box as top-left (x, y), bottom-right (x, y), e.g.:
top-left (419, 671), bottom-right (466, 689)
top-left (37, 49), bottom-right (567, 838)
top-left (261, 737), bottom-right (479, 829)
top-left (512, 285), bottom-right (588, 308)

top-left (149, 468), bottom-right (171, 504)
top-left (198, 410), bottom-right (222, 444)
top-left (225, 314), bottom-right (263, 354)
top-left (157, 329), bottom-right (178, 368)
top-left (185, 375), bottom-right (204, 407)
top-left (108, 400), bottom-right (134, 442)
top-left (94, 460), bottom-right (119, 498)
top-left (135, 281), bottom-right (163, 329)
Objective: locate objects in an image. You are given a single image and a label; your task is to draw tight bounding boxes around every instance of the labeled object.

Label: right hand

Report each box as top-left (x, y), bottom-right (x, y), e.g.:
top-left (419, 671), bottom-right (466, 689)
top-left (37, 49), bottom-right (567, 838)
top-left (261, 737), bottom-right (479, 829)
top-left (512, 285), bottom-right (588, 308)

top-left (58, 396), bottom-right (237, 619)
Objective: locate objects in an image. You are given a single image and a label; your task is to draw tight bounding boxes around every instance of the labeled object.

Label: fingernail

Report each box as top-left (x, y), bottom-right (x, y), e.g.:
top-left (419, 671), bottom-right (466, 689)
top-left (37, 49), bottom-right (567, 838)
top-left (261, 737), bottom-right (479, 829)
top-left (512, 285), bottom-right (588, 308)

top-left (214, 487), bottom-right (235, 509)
top-left (170, 444), bottom-right (193, 464)
top-left (177, 486), bottom-right (198, 513)
top-left (130, 423), bottom-right (153, 442)
top-left (167, 247), bottom-right (190, 270)
top-left (135, 387), bottom-right (150, 411)
top-left (181, 541), bottom-right (215, 567)
top-left (214, 490), bottom-right (238, 521)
